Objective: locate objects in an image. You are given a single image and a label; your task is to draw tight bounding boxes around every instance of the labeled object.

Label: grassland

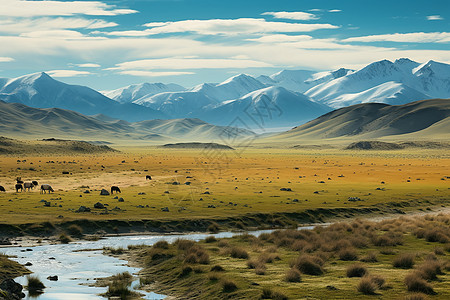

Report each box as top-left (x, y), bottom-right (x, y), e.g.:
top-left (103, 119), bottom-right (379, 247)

top-left (0, 146), bottom-right (449, 237)
top-left (114, 213), bottom-right (450, 300)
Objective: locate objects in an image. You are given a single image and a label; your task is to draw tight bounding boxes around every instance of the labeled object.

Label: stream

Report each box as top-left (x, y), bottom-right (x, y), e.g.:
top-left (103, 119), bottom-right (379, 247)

top-left (2, 227), bottom-right (313, 300)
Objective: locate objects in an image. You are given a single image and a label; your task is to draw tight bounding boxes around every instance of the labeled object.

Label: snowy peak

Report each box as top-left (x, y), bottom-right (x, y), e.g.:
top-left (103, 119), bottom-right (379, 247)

top-left (104, 82), bottom-right (185, 103)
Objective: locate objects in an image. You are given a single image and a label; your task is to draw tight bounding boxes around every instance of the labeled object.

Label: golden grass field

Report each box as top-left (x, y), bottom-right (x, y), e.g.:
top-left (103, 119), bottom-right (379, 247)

top-left (0, 146), bottom-right (449, 227)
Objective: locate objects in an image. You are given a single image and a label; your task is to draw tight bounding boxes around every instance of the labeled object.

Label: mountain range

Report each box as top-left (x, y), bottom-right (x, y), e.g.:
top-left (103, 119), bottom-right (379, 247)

top-left (0, 58), bottom-right (448, 131)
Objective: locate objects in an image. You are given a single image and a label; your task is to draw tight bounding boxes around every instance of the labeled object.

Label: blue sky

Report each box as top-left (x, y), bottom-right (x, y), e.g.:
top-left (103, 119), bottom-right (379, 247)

top-left (0, 0), bottom-right (448, 90)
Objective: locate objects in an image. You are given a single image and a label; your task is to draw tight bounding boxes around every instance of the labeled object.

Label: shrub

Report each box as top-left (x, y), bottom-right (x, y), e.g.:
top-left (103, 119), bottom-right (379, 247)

top-left (210, 265), bottom-right (225, 272)
top-left (357, 277), bottom-right (377, 295)
top-left (175, 239), bottom-right (195, 250)
top-left (207, 222), bottom-right (220, 233)
top-left (208, 273), bottom-right (220, 281)
top-left (179, 266), bottom-right (193, 277)
top-left (184, 246), bottom-right (210, 264)
top-left (218, 240), bottom-right (229, 248)
top-left (403, 293), bottom-right (427, 300)
top-left (221, 279), bottom-right (238, 293)
top-left (346, 264), bottom-right (368, 277)
top-left (230, 247), bottom-right (249, 259)
top-left (415, 261), bottom-right (443, 281)
top-left (338, 248), bottom-right (358, 261)
top-left (58, 233), bottom-right (72, 244)
top-left (291, 255), bottom-right (323, 275)
top-left (361, 251), bottom-right (378, 263)
top-left (67, 224), bottom-right (83, 237)
top-left (393, 254), bottom-right (415, 269)
top-left (153, 240), bottom-right (169, 249)
top-left (205, 236), bottom-right (217, 243)
top-left (261, 287), bottom-right (288, 299)
top-left (404, 272), bottom-right (436, 295)
top-left (368, 274), bottom-right (386, 289)
top-left (26, 276), bottom-right (45, 292)
top-left (285, 268), bottom-right (301, 282)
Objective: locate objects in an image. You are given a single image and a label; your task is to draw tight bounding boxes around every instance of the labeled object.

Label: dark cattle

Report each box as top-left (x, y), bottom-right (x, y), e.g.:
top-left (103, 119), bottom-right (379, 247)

top-left (41, 184), bottom-right (54, 194)
top-left (146, 175), bottom-right (152, 180)
top-left (15, 184), bottom-right (23, 192)
top-left (0, 186), bottom-right (5, 192)
top-left (24, 182), bottom-right (34, 191)
top-left (32, 181), bottom-right (39, 186)
top-left (16, 177), bottom-right (23, 184)
top-left (111, 186), bottom-right (121, 194)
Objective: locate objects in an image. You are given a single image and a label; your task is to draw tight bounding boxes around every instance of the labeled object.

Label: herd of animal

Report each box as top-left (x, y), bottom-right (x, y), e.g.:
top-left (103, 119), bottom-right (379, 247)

top-left (0, 177), bottom-right (54, 193)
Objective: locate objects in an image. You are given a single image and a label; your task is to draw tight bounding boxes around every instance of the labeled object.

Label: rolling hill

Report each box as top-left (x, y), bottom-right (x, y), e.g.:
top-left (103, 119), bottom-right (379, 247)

top-left (268, 99), bottom-right (450, 142)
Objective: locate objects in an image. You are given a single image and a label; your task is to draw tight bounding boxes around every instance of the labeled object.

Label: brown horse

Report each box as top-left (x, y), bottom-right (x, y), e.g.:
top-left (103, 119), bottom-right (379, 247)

top-left (146, 175), bottom-right (152, 180)
top-left (15, 184), bottom-right (23, 192)
top-left (111, 186), bottom-right (121, 194)
top-left (32, 180), bottom-right (39, 186)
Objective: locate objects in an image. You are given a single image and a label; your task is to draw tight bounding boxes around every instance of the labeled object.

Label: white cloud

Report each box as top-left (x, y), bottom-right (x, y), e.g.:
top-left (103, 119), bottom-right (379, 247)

top-left (46, 70), bottom-right (92, 77)
top-left (427, 15), bottom-right (444, 21)
top-left (105, 18), bottom-right (338, 36)
top-left (77, 63), bottom-right (101, 68)
top-left (329, 9), bottom-right (342, 13)
top-left (0, 57), bottom-right (14, 62)
top-left (0, 17), bottom-right (118, 35)
top-left (343, 32), bottom-right (450, 43)
top-left (0, 0), bottom-right (137, 17)
top-left (110, 58), bottom-right (273, 70)
top-left (118, 70), bottom-right (195, 77)
top-left (262, 11), bottom-right (318, 21)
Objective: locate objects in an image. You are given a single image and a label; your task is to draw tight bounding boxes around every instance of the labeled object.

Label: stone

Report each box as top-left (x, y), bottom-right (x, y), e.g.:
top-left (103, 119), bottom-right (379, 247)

top-left (94, 202), bottom-right (105, 209)
top-left (100, 189), bottom-right (110, 196)
top-left (75, 206), bottom-right (91, 213)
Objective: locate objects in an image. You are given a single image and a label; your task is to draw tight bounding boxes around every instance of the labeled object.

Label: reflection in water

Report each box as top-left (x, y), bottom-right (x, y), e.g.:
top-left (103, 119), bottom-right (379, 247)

top-left (3, 226), bottom-right (313, 299)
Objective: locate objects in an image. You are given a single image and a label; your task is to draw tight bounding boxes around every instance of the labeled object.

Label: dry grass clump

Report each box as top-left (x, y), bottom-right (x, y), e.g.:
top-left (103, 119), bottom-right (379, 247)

top-left (58, 233), bottom-right (72, 244)
top-left (230, 246), bottom-right (249, 259)
top-left (290, 254), bottom-right (324, 275)
top-left (67, 224), bottom-right (83, 237)
top-left (360, 251), bottom-right (378, 262)
top-left (403, 293), bottom-right (428, 300)
top-left (153, 240), bottom-right (169, 249)
top-left (175, 239), bottom-right (195, 250)
top-left (26, 275), bottom-right (45, 292)
top-left (207, 222), bottom-right (220, 233)
top-left (393, 253), bottom-right (415, 269)
top-left (217, 240), bottom-right (229, 248)
top-left (184, 245), bottom-right (210, 264)
top-left (338, 247), bottom-right (358, 261)
top-left (205, 236), bottom-right (217, 243)
top-left (210, 265), bottom-right (225, 272)
top-left (404, 272), bottom-right (436, 295)
top-left (414, 260), bottom-right (443, 281)
top-left (261, 287), bottom-right (288, 300)
top-left (285, 268), bottom-right (301, 282)
top-left (221, 278), bottom-right (238, 293)
top-left (357, 276), bottom-right (377, 295)
top-left (346, 264), bottom-right (368, 277)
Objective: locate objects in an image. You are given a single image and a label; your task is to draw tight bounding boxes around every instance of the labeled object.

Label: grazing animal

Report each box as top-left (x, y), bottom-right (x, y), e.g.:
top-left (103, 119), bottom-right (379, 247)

top-left (24, 182), bottom-right (34, 191)
top-left (111, 186), bottom-right (121, 194)
top-left (0, 186), bottom-right (5, 192)
top-left (16, 177), bottom-right (23, 184)
top-left (32, 180), bottom-right (39, 186)
top-left (146, 175), bottom-right (152, 180)
top-left (41, 184), bottom-right (54, 194)
top-left (15, 184), bottom-right (23, 192)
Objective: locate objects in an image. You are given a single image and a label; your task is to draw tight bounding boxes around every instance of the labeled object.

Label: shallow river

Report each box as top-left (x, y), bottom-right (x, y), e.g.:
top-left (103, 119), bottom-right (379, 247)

top-left (2, 227), bottom-right (313, 300)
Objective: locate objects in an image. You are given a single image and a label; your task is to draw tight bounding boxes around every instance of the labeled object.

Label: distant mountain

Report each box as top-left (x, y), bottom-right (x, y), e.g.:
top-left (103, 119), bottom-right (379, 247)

top-left (270, 99), bottom-right (450, 141)
top-left (0, 100), bottom-right (255, 142)
top-left (0, 72), bottom-right (166, 122)
top-left (305, 59), bottom-right (450, 108)
top-left (103, 82), bottom-right (185, 103)
top-left (198, 86), bottom-right (331, 129)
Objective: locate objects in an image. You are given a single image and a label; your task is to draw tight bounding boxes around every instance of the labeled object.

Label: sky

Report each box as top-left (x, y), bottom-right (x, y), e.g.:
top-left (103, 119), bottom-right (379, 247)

top-left (0, 0), bottom-right (448, 90)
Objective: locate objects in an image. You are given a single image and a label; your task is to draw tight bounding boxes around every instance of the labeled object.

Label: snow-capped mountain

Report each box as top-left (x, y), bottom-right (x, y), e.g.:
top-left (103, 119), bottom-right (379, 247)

top-left (198, 86), bottom-right (332, 129)
top-left (305, 59), bottom-right (450, 108)
top-left (0, 72), bottom-right (166, 122)
top-left (104, 82), bottom-right (185, 103)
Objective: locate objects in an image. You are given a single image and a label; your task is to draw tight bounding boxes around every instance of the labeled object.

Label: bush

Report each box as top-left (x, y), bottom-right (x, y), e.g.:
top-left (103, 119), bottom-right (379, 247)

top-left (179, 266), bottom-right (193, 277)
top-left (175, 239), bottom-right (195, 250)
top-left (230, 247), bottom-right (249, 259)
top-left (255, 265), bottom-right (266, 275)
top-left (291, 255), bottom-right (323, 275)
top-left (338, 248), bottom-right (358, 261)
top-left (67, 224), bottom-right (83, 237)
top-left (205, 236), bottom-right (217, 243)
top-left (207, 222), bottom-right (220, 233)
top-left (210, 265), bottom-right (225, 272)
top-left (153, 240), bottom-right (169, 249)
top-left (415, 261), bottom-right (443, 281)
top-left (393, 254), bottom-right (415, 269)
top-left (106, 281), bottom-right (132, 299)
top-left (261, 287), bottom-right (288, 299)
top-left (368, 274), bottom-right (386, 289)
top-left (26, 276), bottom-right (45, 292)
top-left (285, 268), bottom-right (301, 282)
top-left (218, 240), bottom-right (229, 248)
top-left (357, 277), bottom-right (377, 295)
top-left (58, 233), bottom-right (72, 244)
top-left (404, 273), bottom-right (436, 295)
top-left (361, 251), bottom-right (378, 263)
top-left (346, 264), bottom-right (368, 277)
top-left (184, 246), bottom-right (210, 264)
top-left (221, 279), bottom-right (238, 293)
